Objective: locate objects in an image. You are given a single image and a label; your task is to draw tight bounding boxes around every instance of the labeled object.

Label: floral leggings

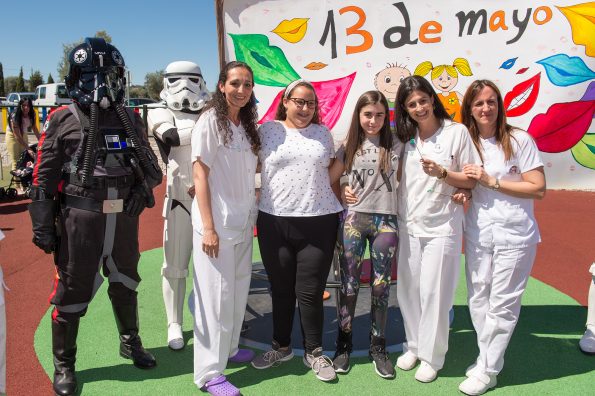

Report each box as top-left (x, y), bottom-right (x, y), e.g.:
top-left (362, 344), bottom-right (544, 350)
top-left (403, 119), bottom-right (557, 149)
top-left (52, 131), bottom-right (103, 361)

top-left (337, 211), bottom-right (399, 337)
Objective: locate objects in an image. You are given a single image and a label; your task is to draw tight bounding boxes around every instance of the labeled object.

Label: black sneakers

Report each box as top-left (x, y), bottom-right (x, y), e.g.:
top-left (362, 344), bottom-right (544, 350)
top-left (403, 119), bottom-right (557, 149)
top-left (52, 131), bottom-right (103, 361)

top-left (369, 336), bottom-right (395, 379)
top-left (333, 329), bottom-right (352, 373)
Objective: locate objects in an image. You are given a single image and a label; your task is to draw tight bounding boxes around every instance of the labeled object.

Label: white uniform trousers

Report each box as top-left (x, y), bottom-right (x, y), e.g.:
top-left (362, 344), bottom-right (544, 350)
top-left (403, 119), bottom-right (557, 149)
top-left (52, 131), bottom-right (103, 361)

top-left (397, 233), bottom-right (461, 370)
top-left (162, 199), bottom-right (193, 325)
top-left (464, 240), bottom-right (536, 375)
top-left (192, 227), bottom-right (253, 388)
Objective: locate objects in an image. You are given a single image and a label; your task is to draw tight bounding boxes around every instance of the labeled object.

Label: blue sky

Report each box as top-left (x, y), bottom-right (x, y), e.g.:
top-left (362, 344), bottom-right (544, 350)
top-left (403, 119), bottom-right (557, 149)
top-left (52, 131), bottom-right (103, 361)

top-left (2, 0), bottom-right (220, 89)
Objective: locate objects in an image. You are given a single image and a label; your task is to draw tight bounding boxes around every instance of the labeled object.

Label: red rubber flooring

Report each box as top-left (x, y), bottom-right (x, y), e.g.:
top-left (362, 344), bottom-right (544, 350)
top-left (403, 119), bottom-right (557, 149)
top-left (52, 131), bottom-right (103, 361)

top-left (1, 186), bottom-right (593, 395)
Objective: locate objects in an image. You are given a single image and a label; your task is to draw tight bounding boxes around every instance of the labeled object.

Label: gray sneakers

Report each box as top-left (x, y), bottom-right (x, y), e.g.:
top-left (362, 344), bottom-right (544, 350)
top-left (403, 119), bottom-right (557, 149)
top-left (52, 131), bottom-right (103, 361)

top-left (251, 341), bottom-right (294, 369)
top-left (303, 347), bottom-right (337, 382)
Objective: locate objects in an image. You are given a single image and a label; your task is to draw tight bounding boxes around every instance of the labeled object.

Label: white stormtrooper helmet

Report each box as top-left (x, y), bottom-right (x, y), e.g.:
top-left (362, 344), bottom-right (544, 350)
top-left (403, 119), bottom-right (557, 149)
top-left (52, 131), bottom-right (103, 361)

top-left (160, 61), bottom-right (210, 111)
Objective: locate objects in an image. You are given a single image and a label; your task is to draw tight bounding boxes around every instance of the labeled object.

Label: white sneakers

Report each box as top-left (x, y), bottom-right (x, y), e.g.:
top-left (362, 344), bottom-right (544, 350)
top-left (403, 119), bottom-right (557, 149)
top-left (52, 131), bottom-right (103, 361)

top-left (414, 361), bottom-right (438, 383)
top-left (396, 353), bottom-right (437, 383)
top-left (167, 323), bottom-right (184, 350)
top-left (459, 374), bottom-right (497, 395)
top-left (396, 351), bottom-right (418, 371)
top-left (579, 327), bottom-right (595, 354)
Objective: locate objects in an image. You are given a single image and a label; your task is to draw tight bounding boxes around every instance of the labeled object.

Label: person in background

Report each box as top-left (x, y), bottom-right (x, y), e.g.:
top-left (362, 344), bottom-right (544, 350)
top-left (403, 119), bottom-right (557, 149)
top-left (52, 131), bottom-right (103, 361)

top-left (251, 79), bottom-right (343, 382)
top-left (328, 90), bottom-right (402, 379)
top-left (6, 97), bottom-right (40, 194)
top-left (393, 75), bottom-right (479, 383)
top-left (191, 61), bottom-right (260, 396)
top-left (459, 79), bottom-right (546, 395)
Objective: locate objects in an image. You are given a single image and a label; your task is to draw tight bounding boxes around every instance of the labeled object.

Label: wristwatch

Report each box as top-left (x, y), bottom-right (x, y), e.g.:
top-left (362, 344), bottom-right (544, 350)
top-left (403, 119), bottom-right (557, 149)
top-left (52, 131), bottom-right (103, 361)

top-left (492, 178), bottom-right (500, 190)
top-left (437, 166), bottom-right (448, 180)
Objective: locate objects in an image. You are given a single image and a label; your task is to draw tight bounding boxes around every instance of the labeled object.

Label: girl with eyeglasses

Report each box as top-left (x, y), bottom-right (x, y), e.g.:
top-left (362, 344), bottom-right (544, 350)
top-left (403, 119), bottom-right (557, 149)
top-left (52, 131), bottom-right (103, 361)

top-left (251, 80), bottom-right (343, 382)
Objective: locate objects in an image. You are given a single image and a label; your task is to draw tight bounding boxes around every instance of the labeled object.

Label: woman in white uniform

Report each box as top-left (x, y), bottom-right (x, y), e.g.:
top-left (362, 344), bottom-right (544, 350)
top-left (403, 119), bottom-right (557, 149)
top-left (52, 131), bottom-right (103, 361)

top-left (394, 75), bottom-right (480, 383)
top-left (191, 61), bottom-right (261, 396)
top-left (458, 79), bottom-right (546, 395)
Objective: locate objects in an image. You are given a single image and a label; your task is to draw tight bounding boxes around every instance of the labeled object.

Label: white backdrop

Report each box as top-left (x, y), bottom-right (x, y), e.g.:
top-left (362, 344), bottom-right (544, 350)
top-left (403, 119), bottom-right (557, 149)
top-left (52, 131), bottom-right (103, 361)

top-left (220, 0), bottom-right (595, 190)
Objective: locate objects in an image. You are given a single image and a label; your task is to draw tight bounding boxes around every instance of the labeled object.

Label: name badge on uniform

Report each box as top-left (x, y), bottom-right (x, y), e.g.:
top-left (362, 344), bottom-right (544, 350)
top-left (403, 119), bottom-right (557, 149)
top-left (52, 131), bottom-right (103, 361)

top-left (105, 135), bottom-right (122, 150)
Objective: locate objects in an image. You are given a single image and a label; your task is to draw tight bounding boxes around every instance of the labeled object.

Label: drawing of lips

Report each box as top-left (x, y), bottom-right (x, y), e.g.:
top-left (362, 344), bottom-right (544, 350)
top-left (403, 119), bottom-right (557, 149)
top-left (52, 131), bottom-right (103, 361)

top-left (503, 73), bottom-right (541, 117)
top-left (304, 62), bottom-right (328, 70)
top-left (272, 18), bottom-right (309, 43)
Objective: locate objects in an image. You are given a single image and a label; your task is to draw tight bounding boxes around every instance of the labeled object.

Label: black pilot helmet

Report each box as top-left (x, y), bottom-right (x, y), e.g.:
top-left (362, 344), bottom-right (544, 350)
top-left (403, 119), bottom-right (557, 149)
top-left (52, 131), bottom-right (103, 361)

top-left (65, 37), bottom-right (126, 107)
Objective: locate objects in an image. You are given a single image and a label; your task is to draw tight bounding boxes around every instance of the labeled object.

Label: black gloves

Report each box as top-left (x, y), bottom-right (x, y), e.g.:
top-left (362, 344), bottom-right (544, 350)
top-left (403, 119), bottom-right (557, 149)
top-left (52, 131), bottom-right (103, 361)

top-left (28, 198), bottom-right (57, 254)
top-left (125, 186), bottom-right (148, 217)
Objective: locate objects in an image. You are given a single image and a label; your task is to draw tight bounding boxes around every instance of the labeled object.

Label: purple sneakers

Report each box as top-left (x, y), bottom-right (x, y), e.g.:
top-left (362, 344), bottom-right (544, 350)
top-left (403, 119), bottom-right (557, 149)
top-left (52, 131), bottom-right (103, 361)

top-left (228, 348), bottom-right (255, 363)
top-left (202, 375), bottom-right (240, 396)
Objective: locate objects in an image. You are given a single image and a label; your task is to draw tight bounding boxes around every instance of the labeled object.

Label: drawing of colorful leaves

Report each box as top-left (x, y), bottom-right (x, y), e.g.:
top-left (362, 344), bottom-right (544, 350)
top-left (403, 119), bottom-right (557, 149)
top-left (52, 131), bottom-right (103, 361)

top-left (229, 34), bottom-right (300, 87)
top-left (557, 2), bottom-right (595, 57)
top-left (527, 100), bottom-right (595, 152)
top-left (581, 81), bottom-right (595, 101)
top-left (571, 133), bottom-right (595, 169)
top-left (536, 54), bottom-right (595, 86)
top-left (259, 73), bottom-right (357, 130)
top-left (271, 18), bottom-right (309, 43)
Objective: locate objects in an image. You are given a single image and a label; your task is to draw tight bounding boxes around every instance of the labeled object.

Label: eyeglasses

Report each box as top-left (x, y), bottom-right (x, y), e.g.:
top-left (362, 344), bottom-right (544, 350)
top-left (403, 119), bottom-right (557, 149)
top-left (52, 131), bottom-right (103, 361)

top-left (288, 97), bottom-right (317, 109)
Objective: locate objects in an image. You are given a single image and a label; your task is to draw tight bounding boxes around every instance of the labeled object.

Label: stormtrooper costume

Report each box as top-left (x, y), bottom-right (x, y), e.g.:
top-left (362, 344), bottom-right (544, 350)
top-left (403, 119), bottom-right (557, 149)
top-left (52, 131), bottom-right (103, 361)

top-left (579, 263), bottom-right (595, 355)
top-left (147, 61), bottom-right (210, 350)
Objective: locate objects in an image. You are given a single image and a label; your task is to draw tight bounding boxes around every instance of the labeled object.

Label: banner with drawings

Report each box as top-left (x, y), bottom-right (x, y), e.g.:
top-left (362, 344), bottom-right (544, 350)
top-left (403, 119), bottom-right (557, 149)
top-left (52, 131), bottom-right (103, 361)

top-left (217, 0), bottom-right (595, 190)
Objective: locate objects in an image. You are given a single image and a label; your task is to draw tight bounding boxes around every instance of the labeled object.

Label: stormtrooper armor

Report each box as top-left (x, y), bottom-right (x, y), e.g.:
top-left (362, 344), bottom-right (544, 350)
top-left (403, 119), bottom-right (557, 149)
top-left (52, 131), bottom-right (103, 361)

top-left (579, 263), bottom-right (595, 355)
top-left (147, 61), bottom-right (210, 350)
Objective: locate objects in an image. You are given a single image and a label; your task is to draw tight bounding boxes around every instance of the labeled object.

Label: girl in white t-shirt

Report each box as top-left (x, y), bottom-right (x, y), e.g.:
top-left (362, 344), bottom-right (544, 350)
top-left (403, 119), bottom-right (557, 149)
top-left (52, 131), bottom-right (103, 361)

top-left (328, 91), bottom-right (402, 378)
top-left (394, 75), bottom-right (480, 383)
top-left (458, 80), bottom-right (546, 396)
top-left (191, 61), bottom-right (261, 396)
top-left (251, 80), bottom-right (343, 382)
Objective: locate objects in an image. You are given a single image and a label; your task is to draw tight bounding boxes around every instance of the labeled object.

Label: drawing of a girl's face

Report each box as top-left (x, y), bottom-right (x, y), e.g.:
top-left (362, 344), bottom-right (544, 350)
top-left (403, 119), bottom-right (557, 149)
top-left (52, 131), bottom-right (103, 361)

top-left (432, 69), bottom-right (458, 92)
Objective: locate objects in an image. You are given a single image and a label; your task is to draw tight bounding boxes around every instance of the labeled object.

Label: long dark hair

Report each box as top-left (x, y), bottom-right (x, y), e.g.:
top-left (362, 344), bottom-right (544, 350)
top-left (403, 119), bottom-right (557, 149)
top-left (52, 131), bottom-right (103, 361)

top-left (12, 97), bottom-right (36, 131)
top-left (274, 80), bottom-right (321, 125)
top-left (394, 75), bottom-right (450, 143)
top-left (343, 90), bottom-right (393, 173)
top-left (461, 79), bottom-right (516, 162)
top-left (202, 61), bottom-right (260, 154)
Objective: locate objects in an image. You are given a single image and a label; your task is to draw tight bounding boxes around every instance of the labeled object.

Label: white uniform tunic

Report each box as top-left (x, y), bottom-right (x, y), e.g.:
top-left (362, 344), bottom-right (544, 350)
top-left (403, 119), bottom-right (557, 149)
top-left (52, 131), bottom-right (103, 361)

top-left (190, 108), bottom-right (257, 388)
top-left (464, 129), bottom-right (543, 379)
top-left (397, 120), bottom-right (480, 370)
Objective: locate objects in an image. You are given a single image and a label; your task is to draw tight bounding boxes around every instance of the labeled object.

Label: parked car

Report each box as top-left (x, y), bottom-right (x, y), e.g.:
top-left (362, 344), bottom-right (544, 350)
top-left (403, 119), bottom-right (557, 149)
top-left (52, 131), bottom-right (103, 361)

top-left (125, 97), bottom-right (164, 118)
top-left (0, 97), bottom-right (7, 105)
top-left (34, 83), bottom-right (72, 107)
top-left (6, 92), bottom-right (36, 105)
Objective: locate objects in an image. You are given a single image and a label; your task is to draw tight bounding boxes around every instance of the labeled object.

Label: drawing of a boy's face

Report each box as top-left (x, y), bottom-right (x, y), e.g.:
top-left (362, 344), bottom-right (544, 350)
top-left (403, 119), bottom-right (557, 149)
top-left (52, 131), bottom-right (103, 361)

top-left (374, 66), bottom-right (411, 103)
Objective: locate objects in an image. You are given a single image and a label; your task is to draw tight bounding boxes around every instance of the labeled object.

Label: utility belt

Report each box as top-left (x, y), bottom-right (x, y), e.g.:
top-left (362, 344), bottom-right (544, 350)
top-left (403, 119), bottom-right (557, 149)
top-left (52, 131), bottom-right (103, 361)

top-left (64, 173), bottom-right (136, 190)
top-left (61, 193), bottom-right (125, 214)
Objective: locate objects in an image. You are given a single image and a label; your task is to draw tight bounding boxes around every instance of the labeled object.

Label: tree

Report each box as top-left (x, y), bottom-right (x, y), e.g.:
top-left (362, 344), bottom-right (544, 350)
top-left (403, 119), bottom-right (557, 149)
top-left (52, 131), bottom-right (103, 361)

top-left (5, 76), bottom-right (17, 93)
top-left (58, 31), bottom-right (113, 80)
top-left (29, 70), bottom-right (44, 91)
top-left (47, 73), bottom-right (55, 84)
top-left (0, 62), bottom-right (5, 97)
top-left (15, 67), bottom-right (25, 91)
top-left (144, 70), bottom-right (164, 100)
top-left (129, 85), bottom-right (149, 98)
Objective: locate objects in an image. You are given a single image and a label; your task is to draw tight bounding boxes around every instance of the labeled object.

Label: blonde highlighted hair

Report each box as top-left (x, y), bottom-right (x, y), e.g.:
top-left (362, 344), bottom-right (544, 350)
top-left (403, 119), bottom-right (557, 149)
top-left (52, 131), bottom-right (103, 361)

top-left (414, 58), bottom-right (473, 80)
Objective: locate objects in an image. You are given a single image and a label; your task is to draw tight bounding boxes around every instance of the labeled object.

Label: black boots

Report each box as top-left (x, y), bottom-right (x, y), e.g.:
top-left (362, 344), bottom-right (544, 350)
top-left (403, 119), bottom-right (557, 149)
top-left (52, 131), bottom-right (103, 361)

top-left (369, 334), bottom-right (395, 379)
top-left (112, 304), bottom-right (157, 369)
top-left (332, 328), bottom-right (353, 373)
top-left (52, 316), bottom-right (80, 396)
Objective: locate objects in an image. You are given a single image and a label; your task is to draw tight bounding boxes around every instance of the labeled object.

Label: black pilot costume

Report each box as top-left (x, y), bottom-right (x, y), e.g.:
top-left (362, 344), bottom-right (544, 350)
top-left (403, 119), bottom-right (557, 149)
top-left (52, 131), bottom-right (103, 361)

top-left (28, 38), bottom-right (162, 396)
